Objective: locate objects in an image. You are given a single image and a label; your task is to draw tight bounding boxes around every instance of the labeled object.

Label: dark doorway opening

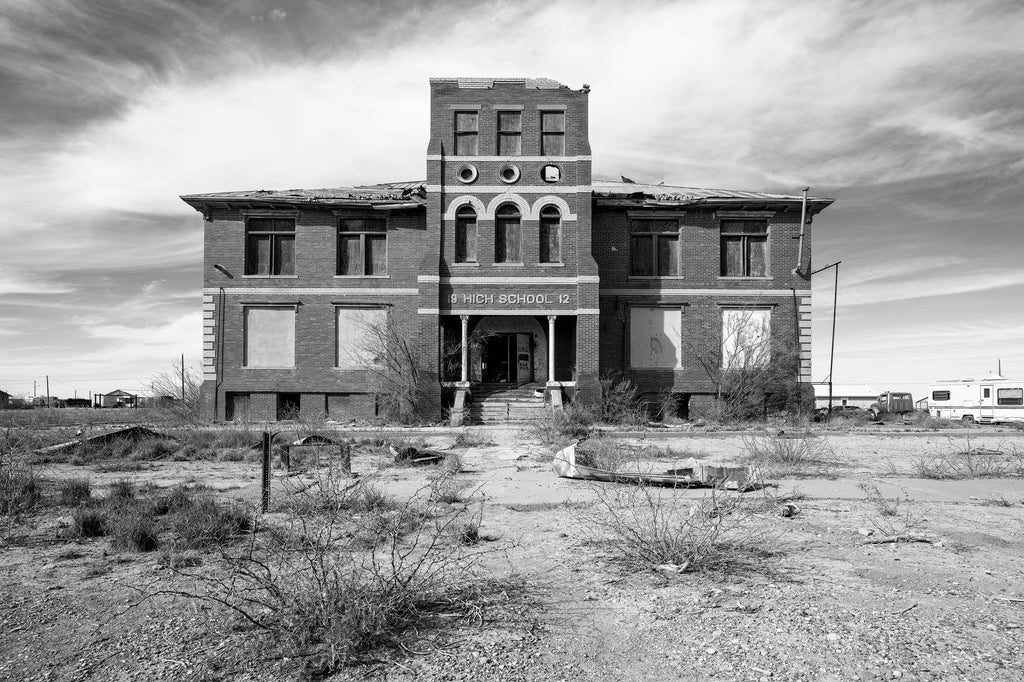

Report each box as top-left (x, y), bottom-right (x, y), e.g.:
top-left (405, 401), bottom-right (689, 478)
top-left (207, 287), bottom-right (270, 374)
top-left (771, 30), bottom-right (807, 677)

top-left (277, 392), bottom-right (301, 420)
top-left (480, 333), bottom-right (533, 384)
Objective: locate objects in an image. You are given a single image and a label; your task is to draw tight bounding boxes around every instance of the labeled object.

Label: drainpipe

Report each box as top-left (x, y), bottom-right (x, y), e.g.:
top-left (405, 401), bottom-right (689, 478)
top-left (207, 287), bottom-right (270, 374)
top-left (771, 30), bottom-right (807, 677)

top-left (792, 187), bottom-right (809, 275)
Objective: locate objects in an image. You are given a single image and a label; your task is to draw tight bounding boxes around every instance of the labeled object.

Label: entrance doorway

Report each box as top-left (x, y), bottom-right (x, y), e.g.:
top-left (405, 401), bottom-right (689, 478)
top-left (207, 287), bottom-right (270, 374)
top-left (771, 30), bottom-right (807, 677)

top-left (481, 333), bottom-right (532, 384)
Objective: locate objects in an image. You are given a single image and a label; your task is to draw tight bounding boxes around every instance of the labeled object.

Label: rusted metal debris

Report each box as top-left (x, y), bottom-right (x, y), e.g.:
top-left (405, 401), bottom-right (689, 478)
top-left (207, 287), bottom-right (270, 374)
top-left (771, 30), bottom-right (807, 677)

top-left (551, 441), bottom-right (753, 489)
top-left (389, 445), bottom-right (446, 467)
top-left (35, 426), bottom-right (175, 456)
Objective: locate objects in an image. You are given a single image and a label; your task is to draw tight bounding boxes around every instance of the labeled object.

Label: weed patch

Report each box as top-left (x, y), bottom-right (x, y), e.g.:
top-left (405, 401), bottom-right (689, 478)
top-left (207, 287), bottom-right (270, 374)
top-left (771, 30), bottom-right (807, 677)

top-left (0, 463), bottom-right (41, 516)
top-left (741, 434), bottom-right (840, 478)
top-left (59, 478), bottom-right (92, 505)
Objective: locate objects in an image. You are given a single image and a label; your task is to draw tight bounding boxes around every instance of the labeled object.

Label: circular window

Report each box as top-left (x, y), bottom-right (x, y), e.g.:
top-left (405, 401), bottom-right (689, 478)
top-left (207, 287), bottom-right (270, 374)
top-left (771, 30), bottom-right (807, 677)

top-left (456, 164), bottom-right (478, 184)
top-left (497, 164), bottom-right (521, 184)
top-left (541, 164), bottom-right (561, 183)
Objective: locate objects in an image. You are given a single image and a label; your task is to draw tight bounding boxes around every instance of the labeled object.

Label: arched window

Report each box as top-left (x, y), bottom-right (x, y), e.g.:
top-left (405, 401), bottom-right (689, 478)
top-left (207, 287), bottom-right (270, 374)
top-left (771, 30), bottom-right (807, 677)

top-left (494, 204), bottom-right (521, 263)
top-left (455, 205), bottom-right (477, 263)
top-left (539, 205), bottom-right (561, 263)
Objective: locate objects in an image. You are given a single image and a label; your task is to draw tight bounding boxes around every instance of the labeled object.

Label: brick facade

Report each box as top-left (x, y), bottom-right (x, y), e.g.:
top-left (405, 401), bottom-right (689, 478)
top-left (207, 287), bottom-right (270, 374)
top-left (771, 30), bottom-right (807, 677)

top-left (182, 77), bottom-right (832, 422)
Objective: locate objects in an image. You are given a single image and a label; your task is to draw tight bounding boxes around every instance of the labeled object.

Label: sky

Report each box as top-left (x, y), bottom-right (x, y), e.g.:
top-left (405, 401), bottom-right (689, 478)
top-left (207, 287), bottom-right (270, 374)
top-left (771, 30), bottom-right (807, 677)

top-left (1, 0), bottom-right (1023, 399)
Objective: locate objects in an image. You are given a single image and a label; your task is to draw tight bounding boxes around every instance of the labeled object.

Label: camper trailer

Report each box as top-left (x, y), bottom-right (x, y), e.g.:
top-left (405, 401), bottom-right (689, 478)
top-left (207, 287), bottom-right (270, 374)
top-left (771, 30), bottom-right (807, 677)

top-left (928, 377), bottom-right (1024, 424)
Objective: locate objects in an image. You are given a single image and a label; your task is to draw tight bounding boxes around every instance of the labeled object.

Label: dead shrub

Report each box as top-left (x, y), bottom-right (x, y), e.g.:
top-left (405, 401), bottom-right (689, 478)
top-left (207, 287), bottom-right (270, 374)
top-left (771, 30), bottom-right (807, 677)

top-left (912, 438), bottom-right (1023, 479)
top-left (858, 483), bottom-right (922, 538)
top-left (530, 401), bottom-right (594, 451)
top-left (173, 498), bottom-right (252, 549)
top-left (159, 480), bottom-right (520, 674)
top-left (858, 482), bottom-right (902, 517)
top-left (71, 505), bottom-right (108, 537)
top-left (0, 463), bottom-right (41, 516)
top-left (430, 474), bottom-right (470, 505)
top-left (741, 433), bottom-right (840, 478)
top-left (109, 505), bottom-right (161, 552)
top-left (585, 484), bottom-right (770, 573)
top-left (59, 478), bottom-right (92, 505)
top-left (108, 479), bottom-right (136, 501)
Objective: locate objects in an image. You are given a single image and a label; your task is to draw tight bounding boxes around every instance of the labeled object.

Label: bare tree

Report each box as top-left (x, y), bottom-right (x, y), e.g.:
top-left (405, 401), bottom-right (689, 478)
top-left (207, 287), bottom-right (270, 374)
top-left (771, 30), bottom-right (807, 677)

top-left (348, 316), bottom-right (425, 424)
top-left (690, 307), bottom-right (802, 422)
top-left (150, 360), bottom-right (202, 421)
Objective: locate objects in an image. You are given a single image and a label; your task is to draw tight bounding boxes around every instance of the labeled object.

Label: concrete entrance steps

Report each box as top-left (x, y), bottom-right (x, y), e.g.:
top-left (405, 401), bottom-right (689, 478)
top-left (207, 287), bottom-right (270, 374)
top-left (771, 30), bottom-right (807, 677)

top-left (467, 383), bottom-right (551, 424)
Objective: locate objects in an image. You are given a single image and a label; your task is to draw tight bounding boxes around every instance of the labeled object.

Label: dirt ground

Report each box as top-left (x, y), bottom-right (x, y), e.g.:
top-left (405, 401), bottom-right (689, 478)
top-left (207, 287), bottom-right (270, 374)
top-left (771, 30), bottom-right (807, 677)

top-left (2, 425), bottom-right (1024, 681)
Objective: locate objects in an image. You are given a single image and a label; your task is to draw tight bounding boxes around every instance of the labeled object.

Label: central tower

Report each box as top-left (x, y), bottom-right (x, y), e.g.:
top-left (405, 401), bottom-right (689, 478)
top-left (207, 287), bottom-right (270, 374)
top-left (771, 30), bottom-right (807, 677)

top-left (418, 77), bottom-right (600, 416)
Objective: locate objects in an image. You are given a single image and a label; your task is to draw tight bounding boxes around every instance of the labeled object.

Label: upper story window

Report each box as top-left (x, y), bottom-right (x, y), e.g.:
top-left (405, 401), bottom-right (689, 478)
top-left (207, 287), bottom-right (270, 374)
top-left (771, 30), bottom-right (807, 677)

top-left (245, 217), bottom-right (295, 276)
top-left (630, 218), bottom-right (680, 277)
top-left (497, 111), bottom-right (522, 156)
top-left (540, 110), bottom-right (565, 156)
top-left (539, 205), bottom-right (561, 263)
top-left (338, 218), bottom-right (387, 276)
top-left (455, 205), bottom-right (478, 263)
top-left (454, 111), bottom-right (478, 155)
top-left (494, 204), bottom-right (522, 264)
top-left (721, 220), bottom-right (768, 277)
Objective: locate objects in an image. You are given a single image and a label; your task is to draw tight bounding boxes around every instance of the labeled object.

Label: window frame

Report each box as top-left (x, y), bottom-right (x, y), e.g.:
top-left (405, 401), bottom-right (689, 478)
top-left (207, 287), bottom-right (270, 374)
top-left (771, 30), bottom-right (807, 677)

top-left (628, 305), bottom-right (683, 369)
top-left (720, 219), bottom-right (770, 278)
top-left (997, 387), bottom-right (1023, 406)
top-left (243, 305), bottom-right (297, 369)
top-left (244, 216), bottom-right (296, 276)
top-left (539, 205), bottom-right (562, 264)
top-left (454, 110), bottom-right (479, 156)
top-left (540, 110), bottom-right (565, 156)
top-left (720, 307), bottom-right (772, 370)
top-left (336, 216), bottom-right (388, 277)
top-left (335, 305), bottom-right (389, 369)
top-left (629, 217), bottom-right (681, 278)
top-left (454, 205), bottom-right (478, 263)
top-left (494, 203), bottom-right (522, 264)
top-left (496, 110), bottom-right (522, 156)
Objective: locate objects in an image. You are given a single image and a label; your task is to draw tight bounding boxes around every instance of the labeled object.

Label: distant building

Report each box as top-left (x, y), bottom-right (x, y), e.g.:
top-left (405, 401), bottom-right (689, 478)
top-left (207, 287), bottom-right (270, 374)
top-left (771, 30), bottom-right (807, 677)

top-left (182, 77), bottom-right (833, 423)
top-left (812, 384), bottom-right (878, 409)
top-left (0, 389), bottom-right (10, 410)
top-left (94, 389), bottom-right (138, 408)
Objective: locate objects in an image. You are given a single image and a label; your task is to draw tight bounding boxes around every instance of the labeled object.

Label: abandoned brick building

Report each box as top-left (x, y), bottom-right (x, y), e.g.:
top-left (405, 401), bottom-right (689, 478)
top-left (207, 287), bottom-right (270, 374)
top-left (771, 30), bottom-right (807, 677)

top-left (181, 77), bottom-right (832, 423)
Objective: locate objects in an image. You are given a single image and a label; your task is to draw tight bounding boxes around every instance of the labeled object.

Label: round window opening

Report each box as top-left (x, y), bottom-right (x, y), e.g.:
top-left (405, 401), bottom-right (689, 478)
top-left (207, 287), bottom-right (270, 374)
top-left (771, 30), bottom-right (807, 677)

top-left (498, 164), bottom-right (521, 184)
top-left (541, 164), bottom-right (561, 183)
top-left (456, 164), bottom-right (478, 184)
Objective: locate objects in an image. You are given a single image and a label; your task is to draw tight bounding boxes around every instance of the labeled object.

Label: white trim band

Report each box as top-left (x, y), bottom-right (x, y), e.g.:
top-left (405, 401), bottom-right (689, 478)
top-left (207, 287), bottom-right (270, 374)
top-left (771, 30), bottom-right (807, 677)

top-left (203, 287), bottom-right (419, 296)
top-left (601, 288), bottom-right (812, 297)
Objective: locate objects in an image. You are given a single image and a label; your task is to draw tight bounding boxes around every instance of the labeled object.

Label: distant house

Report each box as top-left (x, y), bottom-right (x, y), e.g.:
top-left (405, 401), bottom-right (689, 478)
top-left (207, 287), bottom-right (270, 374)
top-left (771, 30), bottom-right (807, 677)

top-left (812, 384), bottom-right (878, 410)
top-left (94, 389), bottom-right (138, 408)
top-left (0, 389), bottom-right (10, 410)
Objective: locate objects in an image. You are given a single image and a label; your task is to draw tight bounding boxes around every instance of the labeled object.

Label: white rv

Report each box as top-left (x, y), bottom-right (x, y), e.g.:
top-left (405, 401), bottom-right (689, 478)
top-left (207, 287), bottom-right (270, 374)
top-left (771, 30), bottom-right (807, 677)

top-left (928, 376), bottom-right (1024, 424)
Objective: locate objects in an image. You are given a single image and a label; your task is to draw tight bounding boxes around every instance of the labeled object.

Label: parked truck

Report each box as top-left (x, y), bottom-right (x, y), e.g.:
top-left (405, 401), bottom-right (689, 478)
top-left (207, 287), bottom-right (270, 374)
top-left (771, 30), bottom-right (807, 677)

top-left (867, 391), bottom-right (915, 420)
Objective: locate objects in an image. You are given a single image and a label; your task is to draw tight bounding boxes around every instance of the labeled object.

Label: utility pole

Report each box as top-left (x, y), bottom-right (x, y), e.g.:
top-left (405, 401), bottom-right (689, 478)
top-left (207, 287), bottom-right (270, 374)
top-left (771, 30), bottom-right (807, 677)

top-left (33, 380), bottom-right (36, 399)
top-left (809, 261), bottom-right (841, 421)
top-left (45, 375), bottom-right (50, 408)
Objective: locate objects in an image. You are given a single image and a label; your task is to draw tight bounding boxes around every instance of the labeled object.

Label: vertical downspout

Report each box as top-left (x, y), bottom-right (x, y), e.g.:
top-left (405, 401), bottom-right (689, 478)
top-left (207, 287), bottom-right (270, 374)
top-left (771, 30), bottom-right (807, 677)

top-left (792, 187), bottom-right (809, 275)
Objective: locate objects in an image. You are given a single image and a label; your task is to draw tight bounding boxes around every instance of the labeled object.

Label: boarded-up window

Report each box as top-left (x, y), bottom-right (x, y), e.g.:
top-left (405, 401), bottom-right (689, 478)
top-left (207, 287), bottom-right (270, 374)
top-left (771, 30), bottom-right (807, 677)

top-left (455, 111), bottom-right (478, 155)
top-left (630, 219), bottom-right (679, 276)
top-left (539, 205), bottom-right (561, 263)
top-left (327, 393), bottom-right (376, 420)
top-left (226, 393), bottom-right (250, 421)
top-left (244, 307), bottom-right (295, 368)
top-left (722, 308), bottom-right (771, 369)
top-left (497, 111), bottom-right (522, 156)
top-left (245, 218), bottom-right (295, 275)
top-left (494, 204), bottom-right (521, 263)
top-left (338, 218), bottom-right (387, 276)
top-left (455, 205), bottom-right (478, 263)
top-left (720, 220), bottom-right (768, 277)
top-left (336, 307), bottom-right (388, 368)
top-left (629, 307), bottom-right (681, 368)
top-left (540, 110), bottom-right (565, 156)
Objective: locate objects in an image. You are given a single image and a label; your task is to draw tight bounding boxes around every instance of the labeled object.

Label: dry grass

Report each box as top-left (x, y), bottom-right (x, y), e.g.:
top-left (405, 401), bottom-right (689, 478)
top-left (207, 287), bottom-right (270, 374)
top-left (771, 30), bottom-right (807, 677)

top-left (741, 433), bottom-right (841, 478)
top-left (584, 483), bottom-right (774, 574)
top-left (911, 438), bottom-right (1024, 479)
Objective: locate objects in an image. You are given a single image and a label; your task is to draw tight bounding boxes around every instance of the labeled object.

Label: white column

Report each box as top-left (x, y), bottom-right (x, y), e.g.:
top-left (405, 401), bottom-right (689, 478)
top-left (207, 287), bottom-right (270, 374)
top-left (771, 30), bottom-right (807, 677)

top-left (460, 315), bottom-right (470, 384)
top-left (547, 315), bottom-right (557, 384)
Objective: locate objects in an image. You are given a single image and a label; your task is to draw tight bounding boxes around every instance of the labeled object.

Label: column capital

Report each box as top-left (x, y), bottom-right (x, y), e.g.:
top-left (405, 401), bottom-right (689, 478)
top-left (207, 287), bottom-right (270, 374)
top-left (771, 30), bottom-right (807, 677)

top-left (547, 314), bottom-right (558, 324)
